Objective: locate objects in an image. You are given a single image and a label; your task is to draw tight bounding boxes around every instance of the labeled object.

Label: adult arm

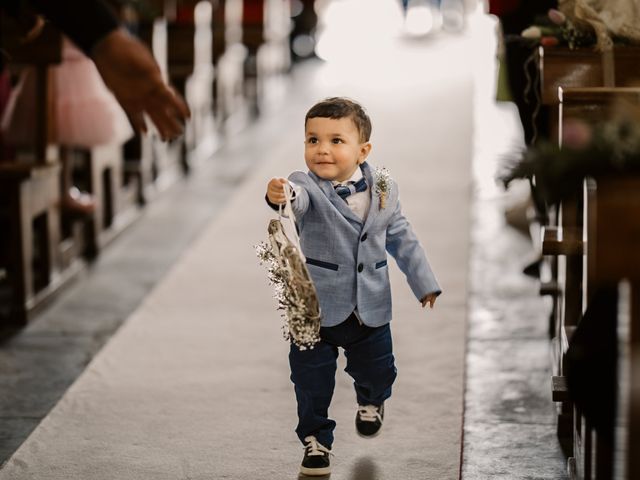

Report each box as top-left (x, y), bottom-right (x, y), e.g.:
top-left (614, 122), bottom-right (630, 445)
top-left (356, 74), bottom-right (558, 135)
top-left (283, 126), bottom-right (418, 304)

top-left (28, 0), bottom-right (119, 55)
top-left (26, 0), bottom-right (190, 139)
top-left (91, 29), bottom-right (190, 139)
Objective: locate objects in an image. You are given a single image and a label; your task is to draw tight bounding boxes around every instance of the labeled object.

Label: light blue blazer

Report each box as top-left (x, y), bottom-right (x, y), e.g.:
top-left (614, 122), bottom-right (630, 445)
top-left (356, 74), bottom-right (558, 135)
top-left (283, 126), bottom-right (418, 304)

top-left (287, 162), bottom-right (441, 328)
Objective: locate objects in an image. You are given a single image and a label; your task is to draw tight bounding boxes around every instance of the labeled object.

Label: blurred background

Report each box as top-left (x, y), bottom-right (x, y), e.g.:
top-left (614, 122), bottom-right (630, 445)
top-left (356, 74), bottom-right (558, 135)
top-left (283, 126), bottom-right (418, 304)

top-left (2, 0), bottom-right (640, 479)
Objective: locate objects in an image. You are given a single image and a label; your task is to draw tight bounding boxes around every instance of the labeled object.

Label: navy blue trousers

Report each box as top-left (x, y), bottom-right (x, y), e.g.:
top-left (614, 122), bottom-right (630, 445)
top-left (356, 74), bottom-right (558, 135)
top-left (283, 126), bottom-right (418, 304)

top-left (288, 313), bottom-right (397, 448)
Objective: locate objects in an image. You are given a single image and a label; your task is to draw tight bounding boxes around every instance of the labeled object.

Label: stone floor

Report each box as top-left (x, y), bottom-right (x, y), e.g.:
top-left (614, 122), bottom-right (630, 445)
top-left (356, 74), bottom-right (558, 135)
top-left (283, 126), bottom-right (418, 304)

top-left (461, 96), bottom-right (568, 479)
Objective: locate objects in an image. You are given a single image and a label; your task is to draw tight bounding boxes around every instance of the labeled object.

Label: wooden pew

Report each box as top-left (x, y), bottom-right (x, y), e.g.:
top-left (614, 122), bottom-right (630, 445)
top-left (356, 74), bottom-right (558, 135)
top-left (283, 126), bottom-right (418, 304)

top-left (584, 177), bottom-right (640, 480)
top-left (72, 144), bottom-right (140, 258)
top-left (539, 45), bottom-right (640, 143)
top-left (612, 280), bottom-right (640, 480)
top-left (289, 0), bottom-right (318, 62)
top-left (125, 6), bottom-right (186, 203)
top-left (241, 0), bottom-right (290, 116)
top-left (166, 2), bottom-right (196, 172)
top-left (241, 0), bottom-right (265, 117)
top-left (546, 87), bottom-right (640, 479)
top-left (168, 0), bottom-right (217, 166)
top-left (214, 0), bottom-right (249, 132)
top-left (0, 21), bottom-right (83, 325)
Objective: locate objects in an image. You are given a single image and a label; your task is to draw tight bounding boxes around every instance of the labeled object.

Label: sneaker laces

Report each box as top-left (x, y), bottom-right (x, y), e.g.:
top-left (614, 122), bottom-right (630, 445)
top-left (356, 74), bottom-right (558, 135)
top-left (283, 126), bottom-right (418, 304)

top-left (303, 436), bottom-right (332, 457)
top-left (358, 404), bottom-right (382, 422)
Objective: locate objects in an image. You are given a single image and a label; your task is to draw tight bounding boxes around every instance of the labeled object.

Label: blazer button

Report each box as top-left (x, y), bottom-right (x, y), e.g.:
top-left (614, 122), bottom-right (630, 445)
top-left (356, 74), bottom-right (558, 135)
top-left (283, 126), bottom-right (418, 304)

top-left (361, 233), bottom-right (368, 242)
top-left (357, 263), bottom-right (364, 273)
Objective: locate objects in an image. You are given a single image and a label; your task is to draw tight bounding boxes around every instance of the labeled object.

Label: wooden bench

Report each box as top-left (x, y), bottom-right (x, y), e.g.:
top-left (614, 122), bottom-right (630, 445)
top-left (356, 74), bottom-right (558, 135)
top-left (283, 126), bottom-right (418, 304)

top-left (213, 0), bottom-right (249, 132)
top-left (168, 0), bottom-right (217, 166)
top-left (125, 13), bottom-right (187, 203)
top-left (241, 0), bottom-right (290, 116)
top-left (539, 45), bottom-right (640, 142)
top-left (289, 0), bottom-right (318, 62)
top-left (71, 144), bottom-right (140, 258)
top-left (582, 177), bottom-right (640, 480)
top-left (0, 20), bottom-right (87, 326)
top-left (167, 7), bottom-right (195, 172)
top-left (0, 164), bottom-right (85, 325)
top-left (545, 87), bottom-right (640, 478)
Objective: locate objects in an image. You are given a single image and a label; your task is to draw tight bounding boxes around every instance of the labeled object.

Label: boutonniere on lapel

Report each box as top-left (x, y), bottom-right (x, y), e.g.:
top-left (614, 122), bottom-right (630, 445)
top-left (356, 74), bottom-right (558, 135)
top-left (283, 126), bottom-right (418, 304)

top-left (373, 166), bottom-right (391, 209)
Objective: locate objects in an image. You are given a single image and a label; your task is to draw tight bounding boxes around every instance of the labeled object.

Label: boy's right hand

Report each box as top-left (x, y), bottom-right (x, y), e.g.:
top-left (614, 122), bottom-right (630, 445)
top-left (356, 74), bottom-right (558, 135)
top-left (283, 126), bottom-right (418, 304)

top-left (267, 177), bottom-right (289, 205)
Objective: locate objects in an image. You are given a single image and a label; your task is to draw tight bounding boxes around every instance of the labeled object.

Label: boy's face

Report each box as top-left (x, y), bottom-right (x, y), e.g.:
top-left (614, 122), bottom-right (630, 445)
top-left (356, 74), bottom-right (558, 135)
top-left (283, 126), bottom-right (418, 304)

top-left (304, 116), bottom-right (371, 182)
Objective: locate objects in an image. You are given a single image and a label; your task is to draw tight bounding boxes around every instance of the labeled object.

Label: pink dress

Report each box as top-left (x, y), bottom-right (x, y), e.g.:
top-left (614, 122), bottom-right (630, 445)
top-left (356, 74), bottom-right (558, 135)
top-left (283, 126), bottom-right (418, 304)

top-left (52, 37), bottom-right (132, 147)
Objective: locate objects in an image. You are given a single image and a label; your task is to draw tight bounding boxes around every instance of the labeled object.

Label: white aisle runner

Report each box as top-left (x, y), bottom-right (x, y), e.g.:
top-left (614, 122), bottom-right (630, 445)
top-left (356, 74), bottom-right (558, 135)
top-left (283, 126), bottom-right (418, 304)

top-left (0, 5), bottom-right (485, 479)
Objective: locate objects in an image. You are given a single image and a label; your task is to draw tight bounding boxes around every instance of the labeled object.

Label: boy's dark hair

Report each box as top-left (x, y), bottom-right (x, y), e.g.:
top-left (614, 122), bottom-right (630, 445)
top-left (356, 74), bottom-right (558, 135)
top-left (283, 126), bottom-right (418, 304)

top-left (305, 97), bottom-right (372, 142)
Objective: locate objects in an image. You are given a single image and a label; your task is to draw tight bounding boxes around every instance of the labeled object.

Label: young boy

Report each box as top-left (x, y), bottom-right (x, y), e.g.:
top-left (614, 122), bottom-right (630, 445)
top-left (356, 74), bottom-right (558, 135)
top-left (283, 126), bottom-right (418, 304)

top-left (265, 97), bottom-right (441, 476)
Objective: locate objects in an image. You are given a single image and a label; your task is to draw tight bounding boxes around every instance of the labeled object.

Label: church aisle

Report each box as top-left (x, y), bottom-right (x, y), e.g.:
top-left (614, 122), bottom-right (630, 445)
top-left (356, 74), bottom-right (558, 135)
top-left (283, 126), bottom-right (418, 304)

top-left (0, 4), bottom-right (481, 479)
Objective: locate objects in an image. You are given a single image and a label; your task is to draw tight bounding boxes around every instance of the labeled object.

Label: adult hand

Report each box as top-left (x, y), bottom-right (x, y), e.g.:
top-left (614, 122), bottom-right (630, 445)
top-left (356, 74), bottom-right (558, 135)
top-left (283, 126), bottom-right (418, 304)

top-left (91, 29), bottom-right (190, 141)
top-left (420, 293), bottom-right (438, 309)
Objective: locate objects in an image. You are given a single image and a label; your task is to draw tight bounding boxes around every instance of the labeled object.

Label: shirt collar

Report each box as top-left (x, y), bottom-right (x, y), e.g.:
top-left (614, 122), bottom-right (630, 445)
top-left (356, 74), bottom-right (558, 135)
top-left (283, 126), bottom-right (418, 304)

top-left (331, 166), bottom-right (363, 186)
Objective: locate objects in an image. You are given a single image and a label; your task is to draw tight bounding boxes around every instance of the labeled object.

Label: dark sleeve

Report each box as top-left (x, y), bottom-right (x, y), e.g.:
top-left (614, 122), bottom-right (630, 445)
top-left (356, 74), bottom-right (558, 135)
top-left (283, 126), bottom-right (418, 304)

top-left (28, 0), bottom-right (120, 55)
top-left (265, 194), bottom-right (280, 212)
top-left (265, 189), bottom-right (297, 211)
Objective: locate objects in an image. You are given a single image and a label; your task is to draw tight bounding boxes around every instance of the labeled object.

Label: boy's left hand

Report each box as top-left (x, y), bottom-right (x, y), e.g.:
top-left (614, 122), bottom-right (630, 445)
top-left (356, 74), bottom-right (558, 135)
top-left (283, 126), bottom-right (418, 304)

top-left (420, 294), bottom-right (438, 309)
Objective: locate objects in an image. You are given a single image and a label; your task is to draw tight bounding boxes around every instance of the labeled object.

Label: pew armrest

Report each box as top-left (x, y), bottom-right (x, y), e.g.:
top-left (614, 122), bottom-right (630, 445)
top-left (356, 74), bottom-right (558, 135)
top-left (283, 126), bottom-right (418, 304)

top-left (552, 375), bottom-right (569, 402)
top-left (542, 226), bottom-right (584, 255)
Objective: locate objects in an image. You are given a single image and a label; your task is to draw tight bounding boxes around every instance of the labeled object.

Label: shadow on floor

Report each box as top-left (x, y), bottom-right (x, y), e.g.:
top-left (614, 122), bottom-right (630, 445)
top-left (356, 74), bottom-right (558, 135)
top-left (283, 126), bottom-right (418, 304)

top-left (348, 457), bottom-right (380, 480)
top-left (296, 457), bottom-right (379, 479)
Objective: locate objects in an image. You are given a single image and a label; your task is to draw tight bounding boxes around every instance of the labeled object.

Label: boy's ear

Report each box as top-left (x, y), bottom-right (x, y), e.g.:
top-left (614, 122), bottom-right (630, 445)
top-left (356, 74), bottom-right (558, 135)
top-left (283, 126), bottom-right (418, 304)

top-left (358, 142), bottom-right (372, 163)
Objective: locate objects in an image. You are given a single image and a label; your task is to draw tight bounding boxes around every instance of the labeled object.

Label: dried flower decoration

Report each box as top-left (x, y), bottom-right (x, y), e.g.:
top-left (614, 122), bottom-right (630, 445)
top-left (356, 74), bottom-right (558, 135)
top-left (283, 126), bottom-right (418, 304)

top-left (255, 219), bottom-right (321, 350)
top-left (500, 106), bottom-right (640, 205)
top-left (519, 8), bottom-right (595, 50)
top-left (373, 166), bottom-right (391, 209)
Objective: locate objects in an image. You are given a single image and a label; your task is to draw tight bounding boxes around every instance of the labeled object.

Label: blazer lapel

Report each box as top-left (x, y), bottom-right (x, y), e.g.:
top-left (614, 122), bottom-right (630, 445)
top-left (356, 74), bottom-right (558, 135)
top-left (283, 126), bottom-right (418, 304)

top-left (308, 170), bottom-right (364, 226)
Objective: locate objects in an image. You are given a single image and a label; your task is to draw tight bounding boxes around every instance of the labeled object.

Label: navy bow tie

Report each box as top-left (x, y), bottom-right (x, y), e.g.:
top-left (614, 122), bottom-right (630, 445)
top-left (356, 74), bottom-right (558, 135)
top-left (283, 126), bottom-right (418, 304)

top-left (334, 177), bottom-right (368, 200)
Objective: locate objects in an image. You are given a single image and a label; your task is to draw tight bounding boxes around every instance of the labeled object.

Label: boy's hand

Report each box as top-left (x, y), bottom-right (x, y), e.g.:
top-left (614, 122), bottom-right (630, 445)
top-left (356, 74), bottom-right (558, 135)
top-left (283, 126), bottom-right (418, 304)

top-left (267, 177), bottom-right (289, 205)
top-left (420, 293), bottom-right (438, 309)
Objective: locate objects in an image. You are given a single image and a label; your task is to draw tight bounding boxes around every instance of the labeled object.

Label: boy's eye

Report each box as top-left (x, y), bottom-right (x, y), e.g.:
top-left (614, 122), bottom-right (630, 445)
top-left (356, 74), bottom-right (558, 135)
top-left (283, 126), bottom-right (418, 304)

top-left (307, 137), bottom-right (318, 144)
top-left (332, 138), bottom-right (343, 144)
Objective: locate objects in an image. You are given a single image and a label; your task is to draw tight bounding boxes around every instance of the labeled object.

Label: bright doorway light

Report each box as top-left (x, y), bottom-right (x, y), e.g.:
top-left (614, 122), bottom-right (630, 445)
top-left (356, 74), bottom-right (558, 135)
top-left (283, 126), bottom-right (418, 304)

top-left (314, 0), bottom-right (404, 64)
top-left (404, 3), bottom-right (434, 36)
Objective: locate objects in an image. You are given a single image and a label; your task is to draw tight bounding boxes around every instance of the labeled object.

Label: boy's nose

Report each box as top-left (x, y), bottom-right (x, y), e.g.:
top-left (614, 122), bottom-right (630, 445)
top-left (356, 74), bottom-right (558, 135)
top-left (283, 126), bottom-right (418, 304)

top-left (318, 142), bottom-right (330, 154)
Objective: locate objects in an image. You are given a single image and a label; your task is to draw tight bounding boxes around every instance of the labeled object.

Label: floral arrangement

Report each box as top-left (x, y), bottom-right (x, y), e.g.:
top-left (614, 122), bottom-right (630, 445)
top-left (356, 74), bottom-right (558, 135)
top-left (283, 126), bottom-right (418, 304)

top-left (373, 166), bottom-right (392, 209)
top-left (520, 8), bottom-right (595, 50)
top-left (500, 106), bottom-right (640, 205)
top-left (255, 219), bottom-right (321, 350)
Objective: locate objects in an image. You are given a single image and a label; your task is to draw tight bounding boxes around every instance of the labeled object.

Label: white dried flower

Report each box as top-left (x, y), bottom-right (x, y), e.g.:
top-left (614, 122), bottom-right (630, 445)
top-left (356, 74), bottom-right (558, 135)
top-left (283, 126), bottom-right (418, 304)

top-left (521, 26), bottom-right (542, 39)
top-left (255, 221), bottom-right (321, 350)
top-left (373, 166), bottom-right (392, 209)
